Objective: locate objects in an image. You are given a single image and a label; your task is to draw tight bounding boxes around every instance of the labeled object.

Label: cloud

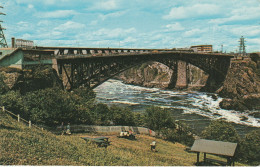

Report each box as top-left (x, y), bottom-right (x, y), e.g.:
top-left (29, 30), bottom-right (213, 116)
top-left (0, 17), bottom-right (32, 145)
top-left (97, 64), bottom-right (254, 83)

top-left (209, 5), bottom-right (260, 24)
top-left (164, 23), bottom-right (185, 31)
top-left (89, 0), bottom-right (120, 11)
top-left (36, 10), bottom-right (77, 18)
top-left (54, 21), bottom-right (86, 31)
top-left (93, 27), bottom-right (137, 39)
top-left (16, 0), bottom-right (71, 6)
top-left (27, 4), bottom-right (34, 9)
top-left (99, 11), bottom-right (126, 20)
top-left (183, 28), bottom-right (206, 37)
top-left (230, 25), bottom-right (260, 37)
top-left (16, 21), bottom-right (32, 32)
top-left (163, 4), bottom-right (220, 20)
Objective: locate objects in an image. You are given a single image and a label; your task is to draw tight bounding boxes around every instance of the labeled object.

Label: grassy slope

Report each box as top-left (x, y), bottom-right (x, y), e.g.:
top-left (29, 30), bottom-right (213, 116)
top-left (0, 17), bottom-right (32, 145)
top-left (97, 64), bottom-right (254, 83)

top-left (0, 112), bottom-right (247, 166)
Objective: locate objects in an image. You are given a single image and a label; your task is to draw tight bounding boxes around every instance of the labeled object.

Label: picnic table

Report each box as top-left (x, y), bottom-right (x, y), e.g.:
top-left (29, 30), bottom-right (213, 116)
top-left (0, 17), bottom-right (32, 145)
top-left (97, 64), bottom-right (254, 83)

top-left (81, 136), bottom-right (111, 147)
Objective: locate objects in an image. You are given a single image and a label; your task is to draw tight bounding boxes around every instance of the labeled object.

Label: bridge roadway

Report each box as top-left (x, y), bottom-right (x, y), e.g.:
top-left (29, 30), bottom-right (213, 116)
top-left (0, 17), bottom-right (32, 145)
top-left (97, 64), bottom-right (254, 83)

top-left (36, 46), bottom-right (233, 90)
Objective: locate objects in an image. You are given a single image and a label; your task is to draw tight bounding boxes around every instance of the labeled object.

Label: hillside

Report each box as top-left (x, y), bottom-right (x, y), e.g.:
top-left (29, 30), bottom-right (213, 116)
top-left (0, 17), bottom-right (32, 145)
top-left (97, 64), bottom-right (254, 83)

top-left (0, 112), bottom-right (246, 166)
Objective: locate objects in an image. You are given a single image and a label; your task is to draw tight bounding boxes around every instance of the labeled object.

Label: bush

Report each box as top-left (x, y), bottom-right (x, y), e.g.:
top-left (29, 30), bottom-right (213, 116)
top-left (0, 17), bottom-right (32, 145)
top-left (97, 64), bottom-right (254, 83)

top-left (239, 129), bottom-right (260, 165)
top-left (0, 91), bottom-right (29, 118)
top-left (108, 105), bottom-right (136, 126)
top-left (144, 106), bottom-right (175, 135)
top-left (161, 121), bottom-right (194, 146)
top-left (92, 103), bottom-right (110, 125)
top-left (201, 120), bottom-right (240, 143)
top-left (0, 73), bottom-right (8, 95)
top-left (23, 87), bottom-right (98, 126)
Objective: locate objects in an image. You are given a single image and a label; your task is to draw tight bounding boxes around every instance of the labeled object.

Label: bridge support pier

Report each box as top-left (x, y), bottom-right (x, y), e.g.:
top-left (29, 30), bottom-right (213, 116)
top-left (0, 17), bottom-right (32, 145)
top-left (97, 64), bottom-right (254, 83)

top-left (168, 60), bottom-right (188, 89)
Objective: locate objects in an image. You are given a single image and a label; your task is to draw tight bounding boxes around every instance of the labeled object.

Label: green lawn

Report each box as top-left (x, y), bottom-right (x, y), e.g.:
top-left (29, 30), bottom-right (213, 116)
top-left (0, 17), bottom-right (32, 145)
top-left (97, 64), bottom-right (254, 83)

top-left (0, 112), bottom-right (247, 166)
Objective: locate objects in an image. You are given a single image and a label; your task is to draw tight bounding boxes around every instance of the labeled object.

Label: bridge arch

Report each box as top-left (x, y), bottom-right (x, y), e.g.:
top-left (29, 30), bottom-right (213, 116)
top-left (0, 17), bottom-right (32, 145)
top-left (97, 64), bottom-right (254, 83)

top-left (57, 51), bottom-right (232, 91)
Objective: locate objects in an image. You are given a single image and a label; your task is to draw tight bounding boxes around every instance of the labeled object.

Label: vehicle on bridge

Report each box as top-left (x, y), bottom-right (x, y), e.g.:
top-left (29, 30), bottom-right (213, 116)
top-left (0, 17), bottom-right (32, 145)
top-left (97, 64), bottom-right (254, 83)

top-left (81, 136), bottom-right (111, 147)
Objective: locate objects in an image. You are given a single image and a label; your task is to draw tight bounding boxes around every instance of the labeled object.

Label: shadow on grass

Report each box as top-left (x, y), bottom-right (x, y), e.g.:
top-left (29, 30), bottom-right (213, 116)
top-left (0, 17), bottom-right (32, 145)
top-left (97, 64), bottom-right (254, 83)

top-left (195, 161), bottom-right (226, 166)
top-left (0, 124), bottom-right (17, 131)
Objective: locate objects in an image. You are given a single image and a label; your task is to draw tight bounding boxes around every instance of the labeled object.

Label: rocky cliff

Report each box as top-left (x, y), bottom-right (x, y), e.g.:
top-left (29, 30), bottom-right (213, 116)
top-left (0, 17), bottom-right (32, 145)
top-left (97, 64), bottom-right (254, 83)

top-left (116, 61), bottom-right (208, 90)
top-left (116, 57), bottom-right (260, 111)
top-left (116, 62), bottom-right (172, 88)
top-left (217, 59), bottom-right (260, 111)
top-left (0, 66), bottom-right (63, 94)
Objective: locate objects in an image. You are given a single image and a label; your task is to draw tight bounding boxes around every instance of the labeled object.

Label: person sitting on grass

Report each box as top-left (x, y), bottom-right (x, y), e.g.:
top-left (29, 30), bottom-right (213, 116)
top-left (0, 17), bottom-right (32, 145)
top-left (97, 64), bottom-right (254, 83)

top-left (150, 141), bottom-right (156, 152)
top-left (66, 123), bottom-right (71, 135)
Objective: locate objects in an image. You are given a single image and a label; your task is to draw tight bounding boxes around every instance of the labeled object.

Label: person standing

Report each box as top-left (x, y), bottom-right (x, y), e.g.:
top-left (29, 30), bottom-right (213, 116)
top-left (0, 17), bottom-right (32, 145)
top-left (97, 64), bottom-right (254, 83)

top-left (61, 122), bottom-right (64, 135)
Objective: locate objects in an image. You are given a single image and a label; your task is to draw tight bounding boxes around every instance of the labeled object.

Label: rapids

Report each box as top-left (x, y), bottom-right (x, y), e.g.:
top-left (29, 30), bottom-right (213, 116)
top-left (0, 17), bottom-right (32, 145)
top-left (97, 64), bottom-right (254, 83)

top-left (94, 79), bottom-right (260, 135)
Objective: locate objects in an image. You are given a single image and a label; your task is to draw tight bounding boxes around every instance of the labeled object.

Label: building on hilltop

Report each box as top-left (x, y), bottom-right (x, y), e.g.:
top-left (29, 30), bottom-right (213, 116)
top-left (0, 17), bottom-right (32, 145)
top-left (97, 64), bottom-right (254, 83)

top-left (190, 45), bottom-right (213, 53)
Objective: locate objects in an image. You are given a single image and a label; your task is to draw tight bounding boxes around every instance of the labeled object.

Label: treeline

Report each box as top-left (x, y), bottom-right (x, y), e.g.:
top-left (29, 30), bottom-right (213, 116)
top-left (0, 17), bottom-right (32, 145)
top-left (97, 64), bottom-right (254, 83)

top-left (0, 67), bottom-right (259, 165)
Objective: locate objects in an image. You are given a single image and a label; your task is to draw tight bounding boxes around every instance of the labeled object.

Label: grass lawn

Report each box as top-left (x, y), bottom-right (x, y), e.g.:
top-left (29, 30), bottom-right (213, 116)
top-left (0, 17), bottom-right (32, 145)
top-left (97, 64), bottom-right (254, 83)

top-left (0, 112), bottom-right (248, 166)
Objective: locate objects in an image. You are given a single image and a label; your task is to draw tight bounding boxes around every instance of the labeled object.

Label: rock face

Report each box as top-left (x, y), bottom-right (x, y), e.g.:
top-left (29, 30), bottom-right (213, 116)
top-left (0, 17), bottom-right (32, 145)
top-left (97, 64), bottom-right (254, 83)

top-left (217, 59), bottom-right (260, 111)
top-left (116, 62), bottom-right (172, 88)
top-left (116, 61), bottom-right (208, 90)
top-left (0, 66), bottom-right (63, 93)
top-left (117, 58), bottom-right (260, 111)
top-left (0, 68), bottom-right (23, 89)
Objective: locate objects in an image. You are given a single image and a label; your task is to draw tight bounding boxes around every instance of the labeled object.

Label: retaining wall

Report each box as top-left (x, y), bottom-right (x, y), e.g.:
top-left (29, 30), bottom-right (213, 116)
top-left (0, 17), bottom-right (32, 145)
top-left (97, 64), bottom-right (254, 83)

top-left (58, 125), bottom-right (156, 136)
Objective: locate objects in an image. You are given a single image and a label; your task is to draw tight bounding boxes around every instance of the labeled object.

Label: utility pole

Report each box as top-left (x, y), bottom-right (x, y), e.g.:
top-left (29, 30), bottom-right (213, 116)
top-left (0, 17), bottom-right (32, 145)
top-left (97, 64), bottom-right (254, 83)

top-left (0, 5), bottom-right (8, 48)
top-left (238, 36), bottom-right (246, 57)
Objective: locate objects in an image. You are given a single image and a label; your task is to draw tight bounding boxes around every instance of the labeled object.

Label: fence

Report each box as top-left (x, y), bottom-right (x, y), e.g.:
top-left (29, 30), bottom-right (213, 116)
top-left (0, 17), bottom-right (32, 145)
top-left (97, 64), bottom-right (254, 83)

top-left (1, 106), bottom-right (43, 130)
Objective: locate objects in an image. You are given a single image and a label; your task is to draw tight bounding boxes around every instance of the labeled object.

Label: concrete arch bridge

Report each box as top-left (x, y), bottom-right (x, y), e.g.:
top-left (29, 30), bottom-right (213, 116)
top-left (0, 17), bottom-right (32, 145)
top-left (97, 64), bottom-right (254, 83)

top-left (37, 47), bottom-right (233, 91)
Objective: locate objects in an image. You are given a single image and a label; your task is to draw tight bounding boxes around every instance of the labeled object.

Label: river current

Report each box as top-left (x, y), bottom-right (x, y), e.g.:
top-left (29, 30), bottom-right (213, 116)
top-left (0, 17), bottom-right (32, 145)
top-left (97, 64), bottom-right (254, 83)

top-left (94, 79), bottom-right (259, 135)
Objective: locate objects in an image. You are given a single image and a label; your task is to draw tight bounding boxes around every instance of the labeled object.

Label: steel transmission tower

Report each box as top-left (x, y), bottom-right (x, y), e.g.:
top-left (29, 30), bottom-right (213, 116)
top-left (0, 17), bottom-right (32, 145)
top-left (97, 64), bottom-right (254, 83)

top-left (0, 5), bottom-right (8, 48)
top-left (238, 36), bottom-right (246, 57)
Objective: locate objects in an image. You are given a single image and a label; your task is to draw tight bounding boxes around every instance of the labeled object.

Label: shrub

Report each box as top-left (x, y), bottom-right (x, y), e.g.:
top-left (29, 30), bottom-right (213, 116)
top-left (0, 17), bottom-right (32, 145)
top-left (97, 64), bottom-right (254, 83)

top-left (0, 73), bottom-right (8, 95)
top-left (161, 121), bottom-right (194, 146)
top-left (108, 105), bottom-right (136, 126)
top-left (144, 106), bottom-right (175, 134)
top-left (22, 87), bottom-right (96, 126)
top-left (201, 120), bottom-right (240, 143)
top-left (239, 129), bottom-right (260, 165)
top-left (0, 91), bottom-right (29, 118)
top-left (92, 103), bottom-right (110, 125)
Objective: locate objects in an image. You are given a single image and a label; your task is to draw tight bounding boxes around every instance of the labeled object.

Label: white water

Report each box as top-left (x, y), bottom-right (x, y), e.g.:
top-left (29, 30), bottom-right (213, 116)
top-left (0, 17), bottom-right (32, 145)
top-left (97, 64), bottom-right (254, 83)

top-left (94, 79), bottom-right (260, 134)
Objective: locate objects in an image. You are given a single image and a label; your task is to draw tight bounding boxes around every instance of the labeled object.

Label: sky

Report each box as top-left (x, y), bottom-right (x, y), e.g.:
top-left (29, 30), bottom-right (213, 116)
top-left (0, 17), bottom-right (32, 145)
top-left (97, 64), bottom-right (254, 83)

top-left (1, 0), bottom-right (260, 52)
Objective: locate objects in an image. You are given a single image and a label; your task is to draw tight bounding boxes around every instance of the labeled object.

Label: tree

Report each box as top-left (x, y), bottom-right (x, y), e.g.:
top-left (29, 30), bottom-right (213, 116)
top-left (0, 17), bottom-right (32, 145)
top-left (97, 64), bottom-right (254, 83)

top-left (23, 88), bottom-right (95, 126)
top-left (144, 106), bottom-right (175, 134)
top-left (92, 103), bottom-right (110, 125)
top-left (0, 90), bottom-right (28, 118)
top-left (108, 105), bottom-right (135, 126)
top-left (201, 120), bottom-right (240, 143)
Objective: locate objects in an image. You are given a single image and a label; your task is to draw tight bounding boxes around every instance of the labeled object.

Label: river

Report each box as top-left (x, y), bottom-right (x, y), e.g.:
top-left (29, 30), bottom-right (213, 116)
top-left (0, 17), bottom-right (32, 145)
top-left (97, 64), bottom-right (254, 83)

top-left (94, 79), bottom-right (260, 136)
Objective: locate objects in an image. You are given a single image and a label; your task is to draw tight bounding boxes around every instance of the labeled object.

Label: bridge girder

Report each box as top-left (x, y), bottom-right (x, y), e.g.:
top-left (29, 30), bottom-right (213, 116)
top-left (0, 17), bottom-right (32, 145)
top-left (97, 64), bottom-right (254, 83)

top-left (56, 52), bottom-right (232, 90)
